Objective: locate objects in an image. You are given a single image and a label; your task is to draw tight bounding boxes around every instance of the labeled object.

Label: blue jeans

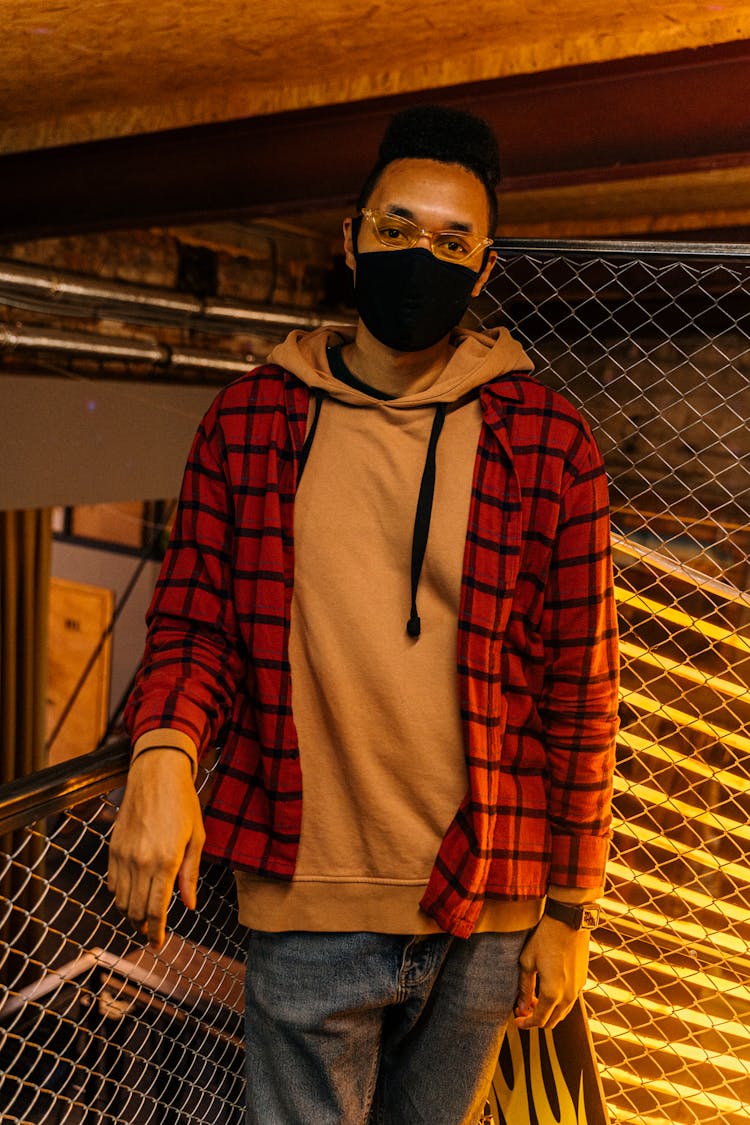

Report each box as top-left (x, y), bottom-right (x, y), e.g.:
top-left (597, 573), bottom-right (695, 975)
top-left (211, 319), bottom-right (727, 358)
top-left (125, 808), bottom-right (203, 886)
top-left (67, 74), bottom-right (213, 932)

top-left (244, 929), bottom-right (529, 1125)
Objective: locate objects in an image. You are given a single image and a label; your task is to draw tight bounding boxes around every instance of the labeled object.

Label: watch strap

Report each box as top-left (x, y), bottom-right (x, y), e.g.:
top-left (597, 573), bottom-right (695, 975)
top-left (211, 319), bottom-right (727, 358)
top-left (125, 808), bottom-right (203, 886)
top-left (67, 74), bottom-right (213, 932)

top-left (544, 898), bottom-right (600, 930)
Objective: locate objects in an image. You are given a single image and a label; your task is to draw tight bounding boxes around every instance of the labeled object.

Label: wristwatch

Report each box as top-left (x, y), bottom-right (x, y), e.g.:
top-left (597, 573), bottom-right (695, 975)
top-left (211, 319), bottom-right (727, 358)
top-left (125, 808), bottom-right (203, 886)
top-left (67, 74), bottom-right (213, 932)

top-left (543, 898), bottom-right (601, 931)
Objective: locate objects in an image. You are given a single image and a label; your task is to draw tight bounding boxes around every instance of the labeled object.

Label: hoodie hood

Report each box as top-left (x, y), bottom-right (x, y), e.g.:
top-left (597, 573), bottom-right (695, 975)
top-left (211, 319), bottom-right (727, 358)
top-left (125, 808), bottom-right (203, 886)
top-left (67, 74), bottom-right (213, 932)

top-left (267, 325), bottom-right (533, 406)
top-left (270, 324), bottom-right (534, 639)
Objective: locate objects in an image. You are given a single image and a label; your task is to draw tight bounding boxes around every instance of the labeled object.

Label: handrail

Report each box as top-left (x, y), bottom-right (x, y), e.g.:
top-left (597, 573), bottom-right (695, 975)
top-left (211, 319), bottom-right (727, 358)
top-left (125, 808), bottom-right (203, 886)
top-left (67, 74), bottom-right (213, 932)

top-left (612, 533), bottom-right (750, 608)
top-left (0, 734), bottom-right (130, 835)
top-left (493, 236), bottom-right (750, 260)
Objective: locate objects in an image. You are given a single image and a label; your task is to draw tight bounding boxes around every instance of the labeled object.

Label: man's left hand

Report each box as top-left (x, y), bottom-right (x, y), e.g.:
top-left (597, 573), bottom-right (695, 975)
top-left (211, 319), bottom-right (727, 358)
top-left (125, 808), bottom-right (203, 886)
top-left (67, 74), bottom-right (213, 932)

top-left (513, 915), bottom-right (590, 1029)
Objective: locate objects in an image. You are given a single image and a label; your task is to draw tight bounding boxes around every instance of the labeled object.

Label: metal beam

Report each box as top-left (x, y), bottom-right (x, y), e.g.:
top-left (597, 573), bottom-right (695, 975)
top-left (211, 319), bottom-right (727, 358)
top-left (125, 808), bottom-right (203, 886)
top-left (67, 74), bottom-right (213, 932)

top-left (0, 41), bottom-right (748, 239)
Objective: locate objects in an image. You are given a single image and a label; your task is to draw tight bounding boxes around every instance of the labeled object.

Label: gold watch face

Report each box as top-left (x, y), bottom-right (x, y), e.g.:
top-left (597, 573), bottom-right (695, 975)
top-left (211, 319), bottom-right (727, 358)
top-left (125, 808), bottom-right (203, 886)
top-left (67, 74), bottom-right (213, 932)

top-left (581, 905), bottom-right (601, 929)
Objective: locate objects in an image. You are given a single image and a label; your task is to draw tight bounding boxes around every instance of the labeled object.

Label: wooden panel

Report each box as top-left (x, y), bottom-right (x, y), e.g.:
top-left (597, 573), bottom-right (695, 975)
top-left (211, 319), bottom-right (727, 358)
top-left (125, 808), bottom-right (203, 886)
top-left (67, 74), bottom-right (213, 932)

top-left (3, 1), bottom-right (750, 154)
top-left (46, 577), bottom-right (113, 764)
top-left (71, 502), bottom-right (145, 550)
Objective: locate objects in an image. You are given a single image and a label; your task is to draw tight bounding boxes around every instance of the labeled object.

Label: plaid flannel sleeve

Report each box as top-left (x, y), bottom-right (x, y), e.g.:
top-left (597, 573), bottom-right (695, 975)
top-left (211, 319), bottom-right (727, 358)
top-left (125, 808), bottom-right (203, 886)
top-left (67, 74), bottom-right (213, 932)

top-left (538, 429), bottom-right (620, 888)
top-left (124, 406), bottom-right (246, 758)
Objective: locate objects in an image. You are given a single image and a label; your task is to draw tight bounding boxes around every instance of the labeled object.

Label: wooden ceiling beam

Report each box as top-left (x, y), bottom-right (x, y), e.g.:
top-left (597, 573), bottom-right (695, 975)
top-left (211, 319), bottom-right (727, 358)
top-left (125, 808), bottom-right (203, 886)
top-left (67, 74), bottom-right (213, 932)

top-left (0, 40), bottom-right (748, 241)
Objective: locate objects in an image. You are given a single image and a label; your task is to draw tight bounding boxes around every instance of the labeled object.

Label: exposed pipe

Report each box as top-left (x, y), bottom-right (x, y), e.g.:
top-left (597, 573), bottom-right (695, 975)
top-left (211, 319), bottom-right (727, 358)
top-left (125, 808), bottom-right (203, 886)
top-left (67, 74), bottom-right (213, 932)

top-left (0, 258), bottom-right (353, 332)
top-left (169, 347), bottom-right (255, 374)
top-left (202, 298), bottom-right (346, 330)
top-left (0, 324), bottom-right (163, 363)
top-left (0, 323), bottom-right (253, 374)
top-left (0, 260), bottom-right (199, 315)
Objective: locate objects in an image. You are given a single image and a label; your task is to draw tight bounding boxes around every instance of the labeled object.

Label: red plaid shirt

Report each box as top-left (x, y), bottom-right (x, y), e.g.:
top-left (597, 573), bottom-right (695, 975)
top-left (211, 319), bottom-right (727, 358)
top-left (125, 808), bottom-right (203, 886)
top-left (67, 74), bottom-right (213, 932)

top-left (125, 364), bottom-right (619, 938)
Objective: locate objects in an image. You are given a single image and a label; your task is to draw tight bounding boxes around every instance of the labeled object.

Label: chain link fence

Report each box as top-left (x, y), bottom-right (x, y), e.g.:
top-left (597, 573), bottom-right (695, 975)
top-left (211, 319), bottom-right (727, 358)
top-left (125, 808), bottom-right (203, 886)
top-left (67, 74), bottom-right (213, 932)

top-left (2, 239), bottom-right (750, 1124)
top-left (473, 239), bottom-right (750, 1125)
top-left (1, 744), bottom-right (247, 1124)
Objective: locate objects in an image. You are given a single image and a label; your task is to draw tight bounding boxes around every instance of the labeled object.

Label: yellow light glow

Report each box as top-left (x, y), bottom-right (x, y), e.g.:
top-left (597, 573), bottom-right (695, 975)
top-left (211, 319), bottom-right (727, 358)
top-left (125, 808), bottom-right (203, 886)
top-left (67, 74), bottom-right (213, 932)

top-left (614, 587), bottom-right (750, 654)
top-left (589, 1017), bottom-right (750, 1076)
top-left (612, 816), bottom-right (750, 885)
top-left (606, 1103), bottom-right (704, 1125)
top-left (585, 979), bottom-right (750, 1041)
top-left (591, 939), bottom-right (750, 1002)
top-left (616, 731), bottom-right (750, 797)
top-left (600, 893), bottom-right (749, 957)
top-left (606, 860), bottom-right (750, 925)
top-left (600, 1064), bottom-right (750, 1116)
top-left (619, 639), bottom-right (750, 701)
top-left (619, 690), bottom-right (750, 756)
top-left (611, 774), bottom-right (750, 843)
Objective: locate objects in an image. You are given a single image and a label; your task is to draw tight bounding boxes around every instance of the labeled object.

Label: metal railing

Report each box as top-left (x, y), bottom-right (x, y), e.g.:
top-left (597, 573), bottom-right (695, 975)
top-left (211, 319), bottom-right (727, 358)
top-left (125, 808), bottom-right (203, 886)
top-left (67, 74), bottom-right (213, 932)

top-left (1, 737), bottom-right (248, 1125)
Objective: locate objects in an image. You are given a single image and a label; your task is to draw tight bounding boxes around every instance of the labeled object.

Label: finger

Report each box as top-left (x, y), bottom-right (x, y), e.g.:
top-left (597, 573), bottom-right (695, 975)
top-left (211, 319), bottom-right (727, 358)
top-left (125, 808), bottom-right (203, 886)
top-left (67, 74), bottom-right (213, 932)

top-left (145, 872), bottom-right (173, 951)
top-left (107, 851), bottom-right (119, 896)
top-left (514, 968), bottom-right (537, 1018)
top-left (544, 994), bottom-right (576, 1030)
top-left (112, 860), bottom-right (133, 916)
top-left (125, 859), bottom-right (154, 929)
top-left (178, 831), bottom-right (203, 911)
top-left (516, 988), bottom-right (559, 1029)
top-left (513, 997), bottom-right (538, 1026)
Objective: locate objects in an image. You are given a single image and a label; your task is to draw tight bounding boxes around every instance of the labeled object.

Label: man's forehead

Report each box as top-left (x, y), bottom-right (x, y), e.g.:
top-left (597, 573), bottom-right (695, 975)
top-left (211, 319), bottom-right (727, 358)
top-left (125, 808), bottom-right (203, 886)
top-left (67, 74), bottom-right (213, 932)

top-left (367, 159), bottom-right (488, 230)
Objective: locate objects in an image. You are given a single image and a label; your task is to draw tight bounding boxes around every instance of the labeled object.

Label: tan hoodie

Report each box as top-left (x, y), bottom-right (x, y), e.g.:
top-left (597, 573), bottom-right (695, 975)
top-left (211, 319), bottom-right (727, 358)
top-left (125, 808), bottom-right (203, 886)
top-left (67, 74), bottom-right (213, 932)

top-left (236, 326), bottom-right (545, 934)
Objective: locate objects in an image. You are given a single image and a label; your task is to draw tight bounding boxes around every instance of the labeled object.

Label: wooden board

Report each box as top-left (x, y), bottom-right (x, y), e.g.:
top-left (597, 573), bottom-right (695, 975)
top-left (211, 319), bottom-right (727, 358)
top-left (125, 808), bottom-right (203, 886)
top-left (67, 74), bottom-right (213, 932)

top-left (46, 576), bottom-right (113, 764)
top-left (71, 501), bottom-right (145, 550)
top-left (485, 994), bottom-right (608, 1125)
top-left (2, 2), bottom-right (750, 153)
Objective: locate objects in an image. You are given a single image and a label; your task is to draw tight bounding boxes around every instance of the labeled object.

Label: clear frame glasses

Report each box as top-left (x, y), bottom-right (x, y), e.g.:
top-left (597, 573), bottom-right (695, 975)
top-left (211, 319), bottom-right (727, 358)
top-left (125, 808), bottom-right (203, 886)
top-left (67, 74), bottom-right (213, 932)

top-left (359, 208), bottom-right (493, 265)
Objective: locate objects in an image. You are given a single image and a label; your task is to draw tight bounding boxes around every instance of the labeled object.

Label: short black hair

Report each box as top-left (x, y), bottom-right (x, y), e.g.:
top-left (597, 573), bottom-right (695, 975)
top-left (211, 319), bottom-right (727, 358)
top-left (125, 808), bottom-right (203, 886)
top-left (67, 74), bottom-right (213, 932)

top-left (356, 104), bottom-right (501, 234)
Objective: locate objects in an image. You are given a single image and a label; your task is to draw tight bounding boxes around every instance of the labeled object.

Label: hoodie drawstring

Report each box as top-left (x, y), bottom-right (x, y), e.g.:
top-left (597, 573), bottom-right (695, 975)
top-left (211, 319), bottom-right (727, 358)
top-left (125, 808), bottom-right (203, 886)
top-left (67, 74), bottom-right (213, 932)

top-left (407, 402), bottom-right (447, 638)
top-left (298, 388), bottom-right (324, 483)
top-left (299, 373), bottom-right (450, 640)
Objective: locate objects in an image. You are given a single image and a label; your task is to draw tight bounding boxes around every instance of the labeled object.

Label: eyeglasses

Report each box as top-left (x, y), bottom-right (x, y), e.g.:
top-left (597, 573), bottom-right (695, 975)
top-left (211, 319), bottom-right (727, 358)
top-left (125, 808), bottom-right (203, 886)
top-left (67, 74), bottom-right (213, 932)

top-left (359, 208), bottom-right (493, 265)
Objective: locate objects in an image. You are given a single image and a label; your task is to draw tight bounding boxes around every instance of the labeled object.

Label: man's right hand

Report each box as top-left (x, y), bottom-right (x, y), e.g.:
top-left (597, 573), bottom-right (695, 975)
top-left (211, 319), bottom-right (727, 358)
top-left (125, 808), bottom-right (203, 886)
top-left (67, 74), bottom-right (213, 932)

top-left (107, 749), bottom-right (205, 951)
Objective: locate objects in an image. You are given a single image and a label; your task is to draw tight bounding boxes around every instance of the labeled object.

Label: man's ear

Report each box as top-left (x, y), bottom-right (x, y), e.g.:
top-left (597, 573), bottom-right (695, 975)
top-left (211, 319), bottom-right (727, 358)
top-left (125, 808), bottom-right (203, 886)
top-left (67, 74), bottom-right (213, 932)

top-left (471, 249), bottom-right (498, 299)
top-left (343, 217), bottom-right (356, 272)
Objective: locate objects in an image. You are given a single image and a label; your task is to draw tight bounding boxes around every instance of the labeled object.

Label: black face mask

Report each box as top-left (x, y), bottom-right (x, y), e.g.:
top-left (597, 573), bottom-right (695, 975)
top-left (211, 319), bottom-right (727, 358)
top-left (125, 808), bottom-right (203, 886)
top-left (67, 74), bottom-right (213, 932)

top-left (352, 239), bottom-right (482, 353)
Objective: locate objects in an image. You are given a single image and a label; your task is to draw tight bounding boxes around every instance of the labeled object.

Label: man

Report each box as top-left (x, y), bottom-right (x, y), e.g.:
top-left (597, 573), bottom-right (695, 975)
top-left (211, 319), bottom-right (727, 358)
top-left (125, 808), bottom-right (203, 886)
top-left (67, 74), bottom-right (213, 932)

top-left (109, 105), bottom-right (619, 1124)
